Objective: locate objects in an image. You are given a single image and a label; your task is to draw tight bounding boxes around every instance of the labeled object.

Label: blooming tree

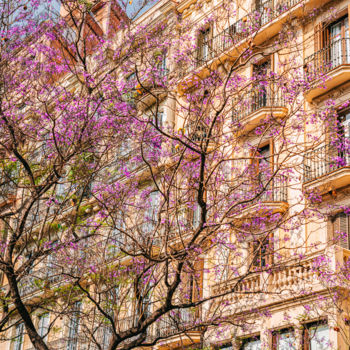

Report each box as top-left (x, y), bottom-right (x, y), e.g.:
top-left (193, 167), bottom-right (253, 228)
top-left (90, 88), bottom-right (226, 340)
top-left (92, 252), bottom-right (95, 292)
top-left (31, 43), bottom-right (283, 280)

top-left (0, 0), bottom-right (348, 349)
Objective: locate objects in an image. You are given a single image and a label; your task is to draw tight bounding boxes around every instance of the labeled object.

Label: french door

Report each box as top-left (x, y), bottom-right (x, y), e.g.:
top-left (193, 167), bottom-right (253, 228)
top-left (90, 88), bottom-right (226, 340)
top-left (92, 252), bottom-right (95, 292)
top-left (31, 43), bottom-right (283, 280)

top-left (329, 16), bottom-right (349, 68)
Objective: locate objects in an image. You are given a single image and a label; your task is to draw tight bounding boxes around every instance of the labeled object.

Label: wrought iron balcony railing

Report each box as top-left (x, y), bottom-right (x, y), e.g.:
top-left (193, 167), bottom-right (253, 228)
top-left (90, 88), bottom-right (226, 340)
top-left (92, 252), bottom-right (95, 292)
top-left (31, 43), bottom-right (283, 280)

top-left (17, 268), bottom-right (64, 297)
top-left (154, 310), bottom-right (200, 339)
top-left (185, 0), bottom-right (301, 72)
top-left (232, 87), bottom-right (286, 123)
top-left (304, 38), bottom-right (350, 79)
top-left (303, 142), bottom-right (350, 183)
top-left (237, 174), bottom-right (288, 204)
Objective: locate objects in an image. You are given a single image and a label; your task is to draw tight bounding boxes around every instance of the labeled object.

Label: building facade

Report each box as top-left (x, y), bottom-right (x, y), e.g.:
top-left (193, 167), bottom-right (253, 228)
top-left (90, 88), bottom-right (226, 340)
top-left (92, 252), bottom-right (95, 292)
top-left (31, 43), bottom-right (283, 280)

top-left (1, 0), bottom-right (350, 349)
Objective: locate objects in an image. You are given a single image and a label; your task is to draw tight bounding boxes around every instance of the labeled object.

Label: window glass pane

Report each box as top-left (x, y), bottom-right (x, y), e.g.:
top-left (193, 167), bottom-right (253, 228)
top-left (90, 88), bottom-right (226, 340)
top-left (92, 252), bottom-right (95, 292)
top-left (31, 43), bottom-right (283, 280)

top-left (310, 325), bottom-right (329, 350)
top-left (14, 323), bottom-right (24, 350)
top-left (67, 302), bottom-right (81, 350)
top-left (278, 330), bottom-right (296, 349)
top-left (38, 313), bottom-right (50, 340)
top-left (242, 339), bottom-right (261, 350)
top-left (193, 203), bottom-right (201, 228)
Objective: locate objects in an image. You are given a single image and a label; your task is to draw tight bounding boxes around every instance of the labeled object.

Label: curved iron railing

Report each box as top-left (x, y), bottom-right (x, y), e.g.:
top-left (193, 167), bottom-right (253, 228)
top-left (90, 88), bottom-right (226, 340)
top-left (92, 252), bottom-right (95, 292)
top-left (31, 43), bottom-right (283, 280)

top-left (232, 86), bottom-right (286, 122)
top-left (304, 38), bottom-right (350, 80)
top-left (303, 142), bottom-right (350, 182)
top-left (185, 0), bottom-right (301, 72)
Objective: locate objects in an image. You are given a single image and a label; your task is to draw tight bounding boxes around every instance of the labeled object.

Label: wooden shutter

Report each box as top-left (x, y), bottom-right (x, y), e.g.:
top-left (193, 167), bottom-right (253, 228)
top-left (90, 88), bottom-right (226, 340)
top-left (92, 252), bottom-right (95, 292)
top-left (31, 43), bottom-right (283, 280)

top-left (324, 110), bottom-right (338, 151)
top-left (303, 327), bottom-right (310, 350)
top-left (314, 23), bottom-right (325, 75)
top-left (327, 216), bottom-right (334, 242)
top-left (335, 213), bottom-right (350, 249)
top-left (266, 234), bottom-right (274, 266)
top-left (249, 241), bottom-right (259, 269)
top-left (192, 258), bottom-right (204, 301)
top-left (271, 332), bottom-right (278, 350)
top-left (314, 23), bottom-right (324, 52)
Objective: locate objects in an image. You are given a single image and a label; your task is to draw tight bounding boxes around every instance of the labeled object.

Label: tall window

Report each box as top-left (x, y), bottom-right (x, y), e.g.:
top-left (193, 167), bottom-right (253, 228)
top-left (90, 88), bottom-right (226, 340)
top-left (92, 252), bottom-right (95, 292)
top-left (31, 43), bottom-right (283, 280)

top-left (257, 144), bottom-right (272, 175)
top-left (252, 59), bottom-right (271, 111)
top-left (156, 109), bottom-right (166, 129)
top-left (140, 282), bottom-right (152, 319)
top-left (198, 27), bottom-right (211, 63)
top-left (124, 72), bottom-right (137, 104)
top-left (101, 327), bottom-right (112, 348)
top-left (249, 234), bottom-right (274, 269)
top-left (328, 16), bottom-right (349, 68)
top-left (255, 143), bottom-right (273, 197)
top-left (14, 323), bottom-right (24, 350)
top-left (217, 244), bottom-right (230, 280)
top-left (156, 54), bottom-right (167, 77)
top-left (38, 313), bottom-right (50, 341)
top-left (108, 227), bottom-right (121, 258)
top-left (144, 191), bottom-right (160, 233)
top-left (192, 203), bottom-right (201, 229)
top-left (67, 302), bottom-right (81, 350)
top-left (336, 109), bottom-right (350, 164)
top-left (314, 15), bottom-right (350, 72)
top-left (330, 212), bottom-right (350, 249)
top-left (272, 328), bottom-right (296, 349)
top-left (303, 322), bottom-right (329, 350)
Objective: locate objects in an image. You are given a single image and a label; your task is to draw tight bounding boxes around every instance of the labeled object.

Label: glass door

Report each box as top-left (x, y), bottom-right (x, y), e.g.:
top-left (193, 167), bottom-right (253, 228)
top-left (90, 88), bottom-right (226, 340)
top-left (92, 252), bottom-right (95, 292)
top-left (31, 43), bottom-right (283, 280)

top-left (329, 16), bottom-right (349, 68)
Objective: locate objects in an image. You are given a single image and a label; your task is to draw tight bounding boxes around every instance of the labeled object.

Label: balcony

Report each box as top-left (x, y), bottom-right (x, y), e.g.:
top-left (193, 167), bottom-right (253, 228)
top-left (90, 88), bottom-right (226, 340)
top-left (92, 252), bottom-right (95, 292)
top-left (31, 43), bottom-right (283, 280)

top-left (17, 268), bottom-right (64, 298)
top-left (232, 87), bottom-right (287, 135)
top-left (136, 68), bottom-right (169, 109)
top-left (304, 38), bottom-right (350, 102)
top-left (211, 247), bottom-right (350, 310)
top-left (154, 310), bottom-right (202, 349)
top-left (178, 0), bottom-right (310, 86)
top-left (235, 175), bottom-right (288, 220)
top-left (303, 142), bottom-right (350, 195)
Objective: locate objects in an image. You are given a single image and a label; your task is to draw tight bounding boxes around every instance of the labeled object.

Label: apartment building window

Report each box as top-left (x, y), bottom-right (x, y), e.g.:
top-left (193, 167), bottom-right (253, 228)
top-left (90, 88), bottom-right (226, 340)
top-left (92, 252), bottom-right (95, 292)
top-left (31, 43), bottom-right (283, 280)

top-left (241, 336), bottom-right (261, 350)
top-left (329, 16), bottom-right (349, 68)
top-left (144, 191), bottom-right (160, 233)
top-left (336, 109), bottom-right (350, 150)
top-left (13, 323), bottom-right (24, 350)
top-left (313, 15), bottom-right (350, 72)
top-left (329, 108), bottom-right (350, 165)
top-left (38, 312), bottom-right (50, 341)
top-left (156, 53), bottom-right (167, 77)
top-left (192, 203), bottom-right (201, 229)
top-left (107, 228), bottom-right (121, 258)
top-left (156, 109), bottom-right (166, 129)
top-left (329, 212), bottom-right (350, 249)
top-left (141, 285), bottom-right (152, 318)
top-left (67, 302), bottom-right (81, 350)
top-left (123, 72), bottom-right (137, 104)
top-left (217, 243), bottom-right (230, 280)
top-left (252, 59), bottom-right (271, 112)
top-left (249, 234), bottom-right (274, 269)
top-left (254, 143), bottom-right (273, 195)
top-left (101, 327), bottom-right (112, 348)
top-left (180, 259), bottom-right (203, 305)
top-left (198, 27), bottom-right (212, 63)
top-left (302, 321), bottom-right (329, 350)
top-left (257, 143), bottom-right (272, 174)
top-left (272, 328), bottom-right (296, 349)
top-left (254, 0), bottom-right (273, 26)
top-left (47, 240), bottom-right (58, 272)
